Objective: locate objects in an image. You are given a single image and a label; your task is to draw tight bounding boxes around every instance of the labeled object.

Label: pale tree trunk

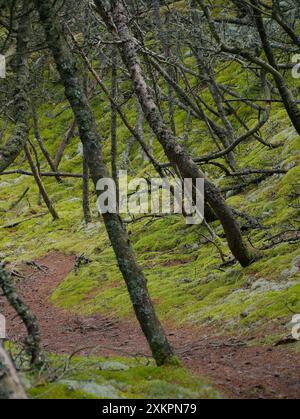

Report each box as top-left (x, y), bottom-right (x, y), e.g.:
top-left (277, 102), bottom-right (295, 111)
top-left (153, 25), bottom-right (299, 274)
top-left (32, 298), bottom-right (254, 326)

top-left (95, 0), bottom-right (255, 268)
top-left (0, 343), bottom-right (27, 399)
top-left (34, 0), bottom-right (176, 366)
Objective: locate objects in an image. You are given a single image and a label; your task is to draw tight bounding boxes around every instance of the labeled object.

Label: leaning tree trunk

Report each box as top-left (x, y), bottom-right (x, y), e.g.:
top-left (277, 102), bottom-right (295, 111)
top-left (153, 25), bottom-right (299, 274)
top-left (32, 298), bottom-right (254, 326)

top-left (24, 144), bottom-right (59, 221)
top-left (0, 343), bottom-right (27, 399)
top-left (95, 0), bottom-right (255, 268)
top-left (0, 1), bottom-right (30, 173)
top-left (34, 0), bottom-right (176, 366)
top-left (54, 120), bottom-right (76, 170)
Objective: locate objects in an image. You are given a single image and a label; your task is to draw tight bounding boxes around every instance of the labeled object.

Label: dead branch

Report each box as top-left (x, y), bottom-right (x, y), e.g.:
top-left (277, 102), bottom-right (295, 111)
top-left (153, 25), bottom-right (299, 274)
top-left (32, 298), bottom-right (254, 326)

top-left (0, 213), bottom-right (47, 229)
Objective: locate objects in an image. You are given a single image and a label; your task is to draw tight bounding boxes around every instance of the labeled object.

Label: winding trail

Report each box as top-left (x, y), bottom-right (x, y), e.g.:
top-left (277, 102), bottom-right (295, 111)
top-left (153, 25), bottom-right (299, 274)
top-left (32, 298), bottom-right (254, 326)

top-left (1, 252), bottom-right (300, 399)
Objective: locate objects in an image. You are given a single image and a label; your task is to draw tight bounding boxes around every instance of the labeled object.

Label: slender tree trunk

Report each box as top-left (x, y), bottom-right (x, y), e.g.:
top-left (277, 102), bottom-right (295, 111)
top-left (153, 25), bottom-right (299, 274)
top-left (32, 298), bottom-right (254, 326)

top-left (136, 102), bottom-right (146, 162)
top-left (53, 120), bottom-right (76, 170)
top-left (152, 0), bottom-right (176, 135)
top-left (82, 15), bottom-right (92, 225)
top-left (186, 1), bottom-right (237, 169)
top-left (0, 2), bottom-right (30, 174)
top-left (82, 149), bottom-right (92, 224)
top-left (96, 0), bottom-right (255, 268)
top-left (111, 51), bottom-right (119, 202)
top-left (24, 144), bottom-right (59, 221)
top-left (32, 105), bottom-right (62, 183)
top-left (0, 119), bottom-right (8, 145)
top-left (34, 0), bottom-right (176, 366)
top-left (0, 343), bottom-right (27, 399)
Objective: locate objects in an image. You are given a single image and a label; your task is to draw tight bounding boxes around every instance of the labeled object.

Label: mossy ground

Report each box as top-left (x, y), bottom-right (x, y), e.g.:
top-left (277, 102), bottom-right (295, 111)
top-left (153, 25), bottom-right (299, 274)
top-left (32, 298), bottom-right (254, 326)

top-left (26, 355), bottom-right (221, 399)
top-left (1, 59), bottom-right (299, 331)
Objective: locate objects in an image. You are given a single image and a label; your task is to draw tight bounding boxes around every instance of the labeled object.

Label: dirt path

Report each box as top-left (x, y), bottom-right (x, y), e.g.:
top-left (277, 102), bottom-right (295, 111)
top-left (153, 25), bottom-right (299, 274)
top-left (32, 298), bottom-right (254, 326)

top-left (1, 252), bottom-right (299, 399)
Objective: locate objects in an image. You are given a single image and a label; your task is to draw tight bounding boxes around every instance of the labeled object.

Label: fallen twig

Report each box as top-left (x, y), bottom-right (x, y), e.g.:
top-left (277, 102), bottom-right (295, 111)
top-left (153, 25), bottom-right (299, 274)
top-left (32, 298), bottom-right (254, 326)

top-left (1, 213), bottom-right (48, 229)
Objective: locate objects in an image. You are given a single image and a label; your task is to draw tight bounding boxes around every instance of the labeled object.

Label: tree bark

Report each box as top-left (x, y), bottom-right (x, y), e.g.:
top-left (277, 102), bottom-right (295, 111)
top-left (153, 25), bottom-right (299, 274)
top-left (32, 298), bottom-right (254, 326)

top-left (24, 144), bottom-right (59, 221)
top-left (152, 0), bottom-right (176, 135)
top-left (0, 343), bottom-right (27, 399)
top-left (95, 0), bottom-right (255, 268)
top-left (53, 120), bottom-right (76, 170)
top-left (82, 149), bottom-right (92, 224)
top-left (34, 0), bottom-right (176, 366)
top-left (0, 267), bottom-right (44, 369)
top-left (0, 2), bottom-right (30, 174)
top-left (32, 105), bottom-right (62, 183)
top-left (111, 51), bottom-right (119, 202)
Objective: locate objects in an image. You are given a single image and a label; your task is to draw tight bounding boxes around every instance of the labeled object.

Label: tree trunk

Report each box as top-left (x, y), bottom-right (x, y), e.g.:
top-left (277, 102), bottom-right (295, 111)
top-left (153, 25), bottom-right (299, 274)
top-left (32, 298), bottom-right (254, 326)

top-left (0, 2), bottom-right (30, 174)
top-left (53, 120), bottom-right (76, 170)
top-left (0, 343), bottom-right (27, 399)
top-left (32, 104), bottom-right (62, 183)
top-left (111, 51), bottom-right (119, 202)
top-left (34, 0), bottom-right (176, 366)
top-left (152, 0), bottom-right (176, 135)
top-left (0, 267), bottom-right (44, 369)
top-left (24, 144), bottom-right (59, 221)
top-left (82, 149), bottom-right (92, 224)
top-left (95, 0), bottom-right (255, 268)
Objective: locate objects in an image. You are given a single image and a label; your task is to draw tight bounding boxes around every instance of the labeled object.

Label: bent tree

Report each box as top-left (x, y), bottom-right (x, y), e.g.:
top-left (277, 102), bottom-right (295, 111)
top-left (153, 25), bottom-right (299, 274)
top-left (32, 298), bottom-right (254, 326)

top-left (95, 0), bottom-right (255, 268)
top-left (34, 0), bottom-right (176, 366)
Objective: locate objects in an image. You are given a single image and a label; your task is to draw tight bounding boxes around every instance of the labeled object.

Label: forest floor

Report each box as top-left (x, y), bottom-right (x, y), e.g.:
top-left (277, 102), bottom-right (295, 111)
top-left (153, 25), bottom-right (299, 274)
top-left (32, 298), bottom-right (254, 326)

top-left (1, 252), bottom-right (300, 399)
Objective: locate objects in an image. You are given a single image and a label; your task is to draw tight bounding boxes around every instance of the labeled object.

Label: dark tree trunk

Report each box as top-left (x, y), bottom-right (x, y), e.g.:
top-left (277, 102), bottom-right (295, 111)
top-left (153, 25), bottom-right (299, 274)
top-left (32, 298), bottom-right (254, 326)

top-left (152, 0), bottom-right (176, 135)
top-left (0, 267), bottom-right (44, 369)
top-left (82, 149), bottom-right (92, 224)
top-left (53, 120), bottom-right (76, 170)
top-left (32, 105), bottom-right (62, 183)
top-left (0, 2), bottom-right (30, 174)
top-left (96, 0), bottom-right (255, 268)
top-left (111, 51), bottom-right (119, 203)
top-left (34, 0), bottom-right (176, 366)
top-left (24, 144), bottom-right (59, 221)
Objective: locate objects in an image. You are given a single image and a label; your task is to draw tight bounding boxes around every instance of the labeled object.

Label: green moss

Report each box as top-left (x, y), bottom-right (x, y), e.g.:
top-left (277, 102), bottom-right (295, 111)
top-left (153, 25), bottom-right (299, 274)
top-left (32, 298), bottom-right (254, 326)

top-left (28, 384), bottom-right (98, 400)
top-left (27, 355), bottom-right (222, 399)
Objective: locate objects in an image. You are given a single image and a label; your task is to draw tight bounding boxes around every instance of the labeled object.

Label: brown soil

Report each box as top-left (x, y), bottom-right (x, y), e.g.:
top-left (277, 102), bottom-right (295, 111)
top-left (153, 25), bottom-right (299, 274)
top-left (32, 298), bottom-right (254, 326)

top-left (1, 252), bottom-right (300, 399)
